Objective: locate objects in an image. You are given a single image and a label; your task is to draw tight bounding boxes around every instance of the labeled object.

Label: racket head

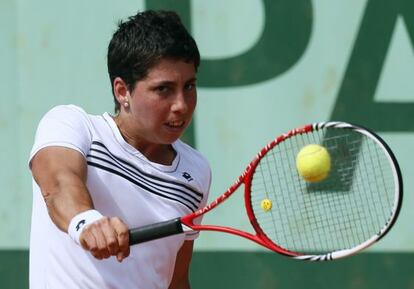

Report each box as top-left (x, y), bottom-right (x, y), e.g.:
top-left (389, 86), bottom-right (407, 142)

top-left (244, 122), bottom-right (402, 261)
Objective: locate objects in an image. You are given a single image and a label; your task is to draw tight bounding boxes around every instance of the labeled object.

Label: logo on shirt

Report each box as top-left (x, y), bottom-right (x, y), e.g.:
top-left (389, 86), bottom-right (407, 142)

top-left (182, 172), bottom-right (194, 182)
top-left (76, 219), bottom-right (86, 231)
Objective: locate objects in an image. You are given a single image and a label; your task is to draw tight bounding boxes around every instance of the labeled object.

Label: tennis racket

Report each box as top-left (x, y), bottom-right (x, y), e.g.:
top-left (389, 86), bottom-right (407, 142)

top-left (129, 122), bottom-right (402, 261)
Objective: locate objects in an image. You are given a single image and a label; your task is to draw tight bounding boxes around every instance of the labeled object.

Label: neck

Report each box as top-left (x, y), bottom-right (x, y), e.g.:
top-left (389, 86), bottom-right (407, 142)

top-left (113, 115), bottom-right (176, 165)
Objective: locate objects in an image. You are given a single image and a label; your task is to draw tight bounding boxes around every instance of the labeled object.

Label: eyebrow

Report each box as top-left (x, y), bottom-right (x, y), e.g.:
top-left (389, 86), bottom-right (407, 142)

top-left (151, 77), bottom-right (197, 86)
top-left (186, 77), bottom-right (197, 83)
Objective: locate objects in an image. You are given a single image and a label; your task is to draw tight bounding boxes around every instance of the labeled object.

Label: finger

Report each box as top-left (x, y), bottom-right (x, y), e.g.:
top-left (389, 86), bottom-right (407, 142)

top-left (79, 228), bottom-right (97, 251)
top-left (80, 229), bottom-right (103, 260)
top-left (88, 222), bottom-right (111, 259)
top-left (99, 218), bottom-right (120, 256)
top-left (110, 218), bottom-right (130, 262)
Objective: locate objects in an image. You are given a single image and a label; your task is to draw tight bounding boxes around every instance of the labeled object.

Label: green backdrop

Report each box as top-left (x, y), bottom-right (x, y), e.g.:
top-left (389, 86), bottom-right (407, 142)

top-left (1, 0), bottom-right (414, 288)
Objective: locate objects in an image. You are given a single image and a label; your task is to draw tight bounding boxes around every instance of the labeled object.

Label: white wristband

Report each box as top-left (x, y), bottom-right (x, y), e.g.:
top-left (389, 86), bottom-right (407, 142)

top-left (68, 209), bottom-right (104, 245)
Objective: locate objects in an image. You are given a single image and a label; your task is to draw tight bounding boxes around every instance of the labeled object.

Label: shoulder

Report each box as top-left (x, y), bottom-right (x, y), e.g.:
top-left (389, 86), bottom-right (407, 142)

top-left (37, 104), bottom-right (96, 135)
top-left (30, 105), bottom-right (95, 161)
top-left (41, 104), bottom-right (90, 122)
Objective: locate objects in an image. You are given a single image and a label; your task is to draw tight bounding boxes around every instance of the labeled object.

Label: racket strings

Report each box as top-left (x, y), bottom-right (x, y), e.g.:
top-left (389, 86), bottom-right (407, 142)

top-left (250, 128), bottom-right (397, 255)
top-left (329, 133), bottom-right (367, 247)
top-left (260, 149), bottom-right (282, 246)
top-left (359, 141), bottom-right (394, 230)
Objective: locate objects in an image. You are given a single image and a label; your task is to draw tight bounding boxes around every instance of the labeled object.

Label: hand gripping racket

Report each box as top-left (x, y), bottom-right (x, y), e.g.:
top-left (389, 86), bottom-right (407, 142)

top-left (129, 122), bottom-right (402, 261)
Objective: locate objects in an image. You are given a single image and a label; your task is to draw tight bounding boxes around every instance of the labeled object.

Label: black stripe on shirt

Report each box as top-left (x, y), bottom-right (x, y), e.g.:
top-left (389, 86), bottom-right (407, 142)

top-left (89, 148), bottom-right (202, 204)
top-left (87, 161), bottom-right (198, 212)
top-left (86, 141), bottom-right (203, 212)
top-left (92, 141), bottom-right (203, 197)
top-left (88, 154), bottom-right (200, 209)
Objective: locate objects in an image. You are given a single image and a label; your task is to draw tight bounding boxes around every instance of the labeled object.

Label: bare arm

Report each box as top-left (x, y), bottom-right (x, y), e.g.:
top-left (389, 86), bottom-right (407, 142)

top-left (168, 240), bottom-right (194, 289)
top-left (31, 147), bottom-right (93, 229)
top-left (31, 146), bottom-right (130, 261)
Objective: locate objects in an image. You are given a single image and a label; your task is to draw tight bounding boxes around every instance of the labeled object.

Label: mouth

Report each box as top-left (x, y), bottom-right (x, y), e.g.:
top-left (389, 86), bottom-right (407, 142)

top-left (165, 120), bottom-right (185, 129)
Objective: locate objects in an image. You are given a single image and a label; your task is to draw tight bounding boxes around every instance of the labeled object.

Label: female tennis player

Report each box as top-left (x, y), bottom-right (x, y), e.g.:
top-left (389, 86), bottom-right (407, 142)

top-left (29, 10), bottom-right (211, 289)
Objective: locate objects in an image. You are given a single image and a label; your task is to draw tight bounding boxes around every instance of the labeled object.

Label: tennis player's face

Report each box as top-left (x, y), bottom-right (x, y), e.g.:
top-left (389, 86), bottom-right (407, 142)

top-left (126, 58), bottom-right (197, 145)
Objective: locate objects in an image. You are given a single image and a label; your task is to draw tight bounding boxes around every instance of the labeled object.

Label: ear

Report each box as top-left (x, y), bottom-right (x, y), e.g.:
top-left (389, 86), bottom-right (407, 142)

top-left (113, 77), bottom-right (130, 106)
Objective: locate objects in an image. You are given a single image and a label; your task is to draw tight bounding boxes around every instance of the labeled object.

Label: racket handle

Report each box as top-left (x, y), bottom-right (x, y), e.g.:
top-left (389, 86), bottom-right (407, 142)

top-left (128, 218), bottom-right (183, 245)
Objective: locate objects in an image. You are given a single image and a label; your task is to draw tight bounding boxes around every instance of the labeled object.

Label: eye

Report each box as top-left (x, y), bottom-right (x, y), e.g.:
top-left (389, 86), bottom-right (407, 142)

top-left (155, 85), bottom-right (171, 94)
top-left (185, 82), bottom-right (196, 91)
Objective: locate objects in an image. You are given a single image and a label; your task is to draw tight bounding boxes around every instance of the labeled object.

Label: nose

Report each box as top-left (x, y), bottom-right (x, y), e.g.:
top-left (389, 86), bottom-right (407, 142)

top-left (171, 93), bottom-right (188, 114)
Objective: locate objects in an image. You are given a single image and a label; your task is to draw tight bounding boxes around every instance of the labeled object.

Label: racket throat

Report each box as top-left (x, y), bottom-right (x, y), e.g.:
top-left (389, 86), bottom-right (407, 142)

top-left (181, 223), bottom-right (195, 232)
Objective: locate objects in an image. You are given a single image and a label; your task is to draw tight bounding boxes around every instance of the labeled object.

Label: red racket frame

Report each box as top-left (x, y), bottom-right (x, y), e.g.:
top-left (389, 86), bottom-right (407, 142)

top-left (180, 124), bottom-right (314, 257)
top-left (129, 121), bottom-right (401, 261)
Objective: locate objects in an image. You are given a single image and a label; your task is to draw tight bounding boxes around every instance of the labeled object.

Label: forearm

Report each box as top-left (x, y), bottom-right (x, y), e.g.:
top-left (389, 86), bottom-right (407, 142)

top-left (31, 147), bottom-right (131, 261)
top-left (31, 147), bottom-right (94, 232)
top-left (42, 175), bottom-right (94, 232)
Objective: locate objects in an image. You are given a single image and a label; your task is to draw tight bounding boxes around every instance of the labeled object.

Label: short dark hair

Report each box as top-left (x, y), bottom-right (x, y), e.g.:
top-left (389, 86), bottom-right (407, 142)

top-left (107, 10), bottom-right (200, 113)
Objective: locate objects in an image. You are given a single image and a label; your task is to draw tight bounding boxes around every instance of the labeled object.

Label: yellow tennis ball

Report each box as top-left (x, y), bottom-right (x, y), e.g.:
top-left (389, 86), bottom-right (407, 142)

top-left (296, 144), bottom-right (331, 182)
top-left (261, 199), bottom-right (272, 212)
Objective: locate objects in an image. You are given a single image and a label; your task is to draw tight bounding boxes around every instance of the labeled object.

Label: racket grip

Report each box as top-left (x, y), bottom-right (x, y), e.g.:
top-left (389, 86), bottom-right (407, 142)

top-left (128, 218), bottom-right (183, 245)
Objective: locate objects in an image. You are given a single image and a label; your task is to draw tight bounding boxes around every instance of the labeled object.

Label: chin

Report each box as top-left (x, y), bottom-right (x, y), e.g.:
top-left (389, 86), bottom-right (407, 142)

top-left (161, 129), bottom-right (185, 144)
top-left (160, 135), bottom-right (181, 145)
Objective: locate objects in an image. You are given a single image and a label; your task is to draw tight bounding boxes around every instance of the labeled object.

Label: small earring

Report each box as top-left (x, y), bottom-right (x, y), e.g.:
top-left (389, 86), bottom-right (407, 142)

top-left (123, 102), bottom-right (129, 108)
